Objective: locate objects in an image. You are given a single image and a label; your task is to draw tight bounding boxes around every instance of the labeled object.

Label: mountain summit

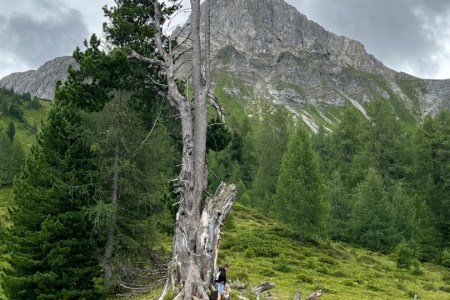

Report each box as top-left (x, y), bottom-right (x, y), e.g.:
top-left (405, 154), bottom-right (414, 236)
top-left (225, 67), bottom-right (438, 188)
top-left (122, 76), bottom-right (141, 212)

top-left (1, 0), bottom-right (449, 129)
top-left (191, 0), bottom-right (449, 131)
top-left (207, 0), bottom-right (389, 75)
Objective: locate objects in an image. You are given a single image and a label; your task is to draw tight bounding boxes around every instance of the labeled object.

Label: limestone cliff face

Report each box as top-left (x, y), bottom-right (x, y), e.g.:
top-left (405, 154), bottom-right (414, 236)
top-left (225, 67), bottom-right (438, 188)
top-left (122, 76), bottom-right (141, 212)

top-left (189, 0), bottom-right (450, 130)
top-left (0, 56), bottom-right (77, 100)
top-left (207, 0), bottom-right (390, 75)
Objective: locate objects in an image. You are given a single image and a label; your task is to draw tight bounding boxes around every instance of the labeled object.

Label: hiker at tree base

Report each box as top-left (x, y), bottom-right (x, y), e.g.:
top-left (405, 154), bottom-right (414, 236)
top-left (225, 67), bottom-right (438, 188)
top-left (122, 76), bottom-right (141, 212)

top-left (215, 264), bottom-right (230, 300)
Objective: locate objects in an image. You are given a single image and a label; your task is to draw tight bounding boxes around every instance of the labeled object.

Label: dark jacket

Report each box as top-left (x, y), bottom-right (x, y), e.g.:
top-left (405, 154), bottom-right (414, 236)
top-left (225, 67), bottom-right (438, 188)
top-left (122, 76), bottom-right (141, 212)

top-left (215, 267), bottom-right (227, 284)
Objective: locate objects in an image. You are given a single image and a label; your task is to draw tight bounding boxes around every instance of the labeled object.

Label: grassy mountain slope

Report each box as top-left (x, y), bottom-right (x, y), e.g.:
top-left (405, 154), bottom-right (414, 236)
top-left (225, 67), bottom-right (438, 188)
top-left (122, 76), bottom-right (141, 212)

top-left (0, 99), bottom-right (52, 152)
top-left (215, 204), bottom-right (450, 300)
top-left (0, 187), bottom-right (12, 300)
top-left (135, 204), bottom-right (450, 300)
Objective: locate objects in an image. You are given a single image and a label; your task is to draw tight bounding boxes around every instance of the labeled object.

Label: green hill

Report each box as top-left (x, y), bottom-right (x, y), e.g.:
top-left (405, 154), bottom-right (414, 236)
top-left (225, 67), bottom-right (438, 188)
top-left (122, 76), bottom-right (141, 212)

top-left (0, 98), bottom-right (52, 153)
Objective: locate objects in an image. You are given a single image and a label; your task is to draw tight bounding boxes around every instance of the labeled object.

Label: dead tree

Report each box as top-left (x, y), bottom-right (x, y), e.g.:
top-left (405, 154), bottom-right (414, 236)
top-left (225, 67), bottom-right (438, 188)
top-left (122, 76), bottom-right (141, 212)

top-left (305, 290), bottom-right (322, 300)
top-left (252, 282), bottom-right (276, 300)
top-left (129, 1), bottom-right (236, 299)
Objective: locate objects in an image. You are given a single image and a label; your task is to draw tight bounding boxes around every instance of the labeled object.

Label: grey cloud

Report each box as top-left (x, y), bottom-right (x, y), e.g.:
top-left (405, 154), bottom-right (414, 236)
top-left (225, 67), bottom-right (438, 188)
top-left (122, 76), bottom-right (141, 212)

top-left (288, 0), bottom-right (450, 78)
top-left (0, 1), bottom-right (89, 70)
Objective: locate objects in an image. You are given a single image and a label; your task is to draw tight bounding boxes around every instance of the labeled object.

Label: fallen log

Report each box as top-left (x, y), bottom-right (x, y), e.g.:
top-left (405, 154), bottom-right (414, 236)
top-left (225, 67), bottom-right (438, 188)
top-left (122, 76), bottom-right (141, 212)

top-left (292, 290), bottom-right (323, 300)
top-left (305, 290), bottom-right (322, 300)
top-left (252, 282), bottom-right (275, 295)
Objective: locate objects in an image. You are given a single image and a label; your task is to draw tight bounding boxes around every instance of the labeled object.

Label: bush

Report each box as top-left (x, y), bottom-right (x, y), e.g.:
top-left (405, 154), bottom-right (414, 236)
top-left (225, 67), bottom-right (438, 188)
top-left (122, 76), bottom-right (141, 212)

top-left (26, 99), bottom-right (42, 110)
top-left (318, 256), bottom-right (338, 265)
top-left (274, 255), bottom-right (291, 273)
top-left (332, 270), bottom-right (347, 278)
top-left (395, 242), bottom-right (419, 269)
top-left (297, 274), bottom-right (313, 284)
top-left (260, 269), bottom-right (275, 277)
top-left (440, 249), bottom-right (450, 268)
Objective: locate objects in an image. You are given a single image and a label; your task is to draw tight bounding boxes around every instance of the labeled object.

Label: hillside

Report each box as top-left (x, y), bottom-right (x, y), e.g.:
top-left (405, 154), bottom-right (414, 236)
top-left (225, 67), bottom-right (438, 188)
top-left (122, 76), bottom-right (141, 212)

top-left (0, 94), bottom-right (52, 153)
top-left (133, 204), bottom-right (450, 300)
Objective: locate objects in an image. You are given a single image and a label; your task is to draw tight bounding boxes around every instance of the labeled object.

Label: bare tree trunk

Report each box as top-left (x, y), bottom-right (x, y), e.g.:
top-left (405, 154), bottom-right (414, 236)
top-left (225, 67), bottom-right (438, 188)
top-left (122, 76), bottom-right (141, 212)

top-left (127, 1), bottom-right (237, 299)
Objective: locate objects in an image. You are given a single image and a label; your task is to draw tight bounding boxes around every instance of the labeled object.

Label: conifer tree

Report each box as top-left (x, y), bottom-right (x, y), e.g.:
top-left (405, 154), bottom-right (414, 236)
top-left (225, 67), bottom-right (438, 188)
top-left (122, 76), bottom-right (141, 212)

top-left (56, 36), bottom-right (177, 287)
top-left (251, 109), bottom-right (291, 211)
top-left (0, 132), bottom-right (25, 187)
top-left (7, 121), bottom-right (15, 142)
top-left (3, 104), bottom-right (102, 299)
top-left (274, 125), bottom-right (329, 238)
top-left (327, 170), bottom-right (352, 241)
top-left (416, 111), bottom-right (450, 249)
top-left (351, 168), bottom-right (397, 252)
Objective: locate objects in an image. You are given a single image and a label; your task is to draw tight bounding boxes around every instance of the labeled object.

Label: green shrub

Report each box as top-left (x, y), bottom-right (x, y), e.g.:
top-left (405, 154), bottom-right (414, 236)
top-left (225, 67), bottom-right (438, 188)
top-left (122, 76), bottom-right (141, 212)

top-left (319, 256), bottom-right (338, 265)
top-left (356, 255), bottom-right (379, 265)
top-left (274, 255), bottom-right (292, 273)
top-left (396, 242), bottom-right (419, 269)
top-left (332, 270), bottom-right (347, 278)
top-left (234, 272), bottom-right (249, 282)
top-left (367, 284), bottom-right (383, 292)
top-left (244, 249), bottom-right (255, 258)
top-left (423, 283), bottom-right (438, 291)
top-left (303, 259), bottom-right (318, 270)
top-left (344, 280), bottom-right (355, 287)
top-left (260, 269), bottom-right (275, 277)
top-left (441, 249), bottom-right (450, 268)
top-left (317, 267), bottom-right (330, 275)
top-left (297, 274), bottom-right (313, 284)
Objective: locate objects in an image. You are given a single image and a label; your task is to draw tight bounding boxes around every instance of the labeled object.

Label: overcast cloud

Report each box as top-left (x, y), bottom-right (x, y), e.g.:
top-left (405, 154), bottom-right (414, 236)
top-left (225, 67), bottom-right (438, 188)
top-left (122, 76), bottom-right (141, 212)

top-left (287, 0), bottom-right (450, 79)
top-left (0, 0), bottom-right (449, 79)
top-left (0, 0), bottom-right (112, 78)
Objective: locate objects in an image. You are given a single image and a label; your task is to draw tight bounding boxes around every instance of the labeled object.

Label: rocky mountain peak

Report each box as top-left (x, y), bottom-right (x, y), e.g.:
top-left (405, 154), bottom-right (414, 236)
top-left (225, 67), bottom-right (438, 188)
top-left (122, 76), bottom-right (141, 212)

top-left (206, 0), bottom-right (391, 76)
top-left (0, 56), bottom-right (77, 100)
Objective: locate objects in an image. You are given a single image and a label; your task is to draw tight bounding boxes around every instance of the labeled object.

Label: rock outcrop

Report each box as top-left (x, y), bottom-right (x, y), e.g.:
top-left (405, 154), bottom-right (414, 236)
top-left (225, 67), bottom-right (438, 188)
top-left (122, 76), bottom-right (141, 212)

top-left (0, 56), bottom-right (77, 100)
top-left (182, 0), bottom-right (450, 130)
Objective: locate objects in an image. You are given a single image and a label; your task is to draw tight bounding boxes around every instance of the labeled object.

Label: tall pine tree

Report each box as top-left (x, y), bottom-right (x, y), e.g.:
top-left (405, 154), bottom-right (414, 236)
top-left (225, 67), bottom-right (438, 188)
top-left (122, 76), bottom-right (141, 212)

top-left (3, 104), bottom-right (102, 299)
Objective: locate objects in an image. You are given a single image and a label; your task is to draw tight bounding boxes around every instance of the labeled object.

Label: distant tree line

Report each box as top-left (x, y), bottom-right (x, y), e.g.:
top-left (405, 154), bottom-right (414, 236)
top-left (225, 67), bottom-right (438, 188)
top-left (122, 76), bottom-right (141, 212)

top-left (212, 100), bottom-right (450, 268)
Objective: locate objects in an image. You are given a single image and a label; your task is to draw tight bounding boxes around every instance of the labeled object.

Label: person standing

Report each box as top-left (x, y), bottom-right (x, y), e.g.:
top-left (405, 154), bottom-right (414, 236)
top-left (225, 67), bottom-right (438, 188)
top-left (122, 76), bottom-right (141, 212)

top-left (214, 263), bottom-right (230, 300)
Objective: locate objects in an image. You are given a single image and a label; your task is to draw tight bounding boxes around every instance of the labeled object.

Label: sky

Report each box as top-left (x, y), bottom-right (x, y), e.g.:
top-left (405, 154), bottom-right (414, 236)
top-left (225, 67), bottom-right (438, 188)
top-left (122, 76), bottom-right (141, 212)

top-left (0, 0), bottom-right (449, 80)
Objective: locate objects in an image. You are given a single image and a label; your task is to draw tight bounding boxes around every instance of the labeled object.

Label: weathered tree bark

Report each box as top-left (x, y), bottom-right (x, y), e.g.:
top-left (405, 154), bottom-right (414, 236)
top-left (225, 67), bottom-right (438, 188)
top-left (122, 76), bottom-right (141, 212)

top-left (128, 1), bottom-right (236, 299)
top-left (305, 290), bottom-right (322, 300)
top-left (252, 282), bottom-right (276, 300)
top-left (294, 291), bottom-right (302, 300)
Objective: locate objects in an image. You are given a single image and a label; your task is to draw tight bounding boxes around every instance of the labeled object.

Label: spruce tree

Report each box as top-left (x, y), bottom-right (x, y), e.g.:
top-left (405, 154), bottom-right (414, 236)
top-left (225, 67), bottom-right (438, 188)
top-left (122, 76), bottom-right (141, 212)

top-left (416, 111), bottom-right (450, 249)
top-left (274, 125), bottom-right (329, 238)
top-left (351, 168), bottom-right (397, 252)
top-left (3, 104), bottom-right (102, 299)
top-left (327, 170), bottom-right (352, 241)
top-left (7, 121), bottom-right (15, 142)
top-left (0, 132), bottom-right (25, 187)
top-left (251, 109), bottom-right (291, 211)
